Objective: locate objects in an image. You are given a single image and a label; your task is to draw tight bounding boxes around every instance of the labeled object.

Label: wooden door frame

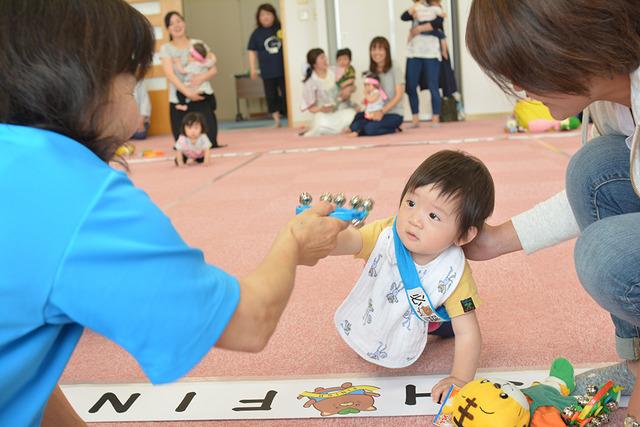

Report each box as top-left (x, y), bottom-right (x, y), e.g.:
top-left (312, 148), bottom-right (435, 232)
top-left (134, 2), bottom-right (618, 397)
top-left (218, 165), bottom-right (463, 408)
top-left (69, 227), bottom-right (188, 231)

top-left (279, 0), bottom-right (293, 128)
top-left (126, 0), bottom-right (183, 136)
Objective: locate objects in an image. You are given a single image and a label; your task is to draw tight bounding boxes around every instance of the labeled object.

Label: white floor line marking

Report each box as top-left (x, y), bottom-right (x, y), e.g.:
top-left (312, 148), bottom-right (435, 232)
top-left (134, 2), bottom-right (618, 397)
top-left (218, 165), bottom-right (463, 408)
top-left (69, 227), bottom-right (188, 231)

top-left (126, 132), bottom-right (580, 164)
top-left (162, 153), bottom-right (263, 211)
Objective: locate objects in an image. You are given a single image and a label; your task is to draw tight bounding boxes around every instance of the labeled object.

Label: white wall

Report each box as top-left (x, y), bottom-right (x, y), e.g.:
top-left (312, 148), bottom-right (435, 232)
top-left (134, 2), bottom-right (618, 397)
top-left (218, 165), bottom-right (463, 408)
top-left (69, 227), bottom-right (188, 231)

top-left (282, 0), bottom-right (514, 126)
top-left (281, 0), bottom-right (326, 126)
top-left (334, 0), bottom-right (391, 114)
top-left (390, 0), bottom-right (455, 121)
top-left (334, 0), bottom-right (390, 75)
top-left (186, 0), bottom-right (282, 121)
top-left (457, 0), bottom-right (514, 116)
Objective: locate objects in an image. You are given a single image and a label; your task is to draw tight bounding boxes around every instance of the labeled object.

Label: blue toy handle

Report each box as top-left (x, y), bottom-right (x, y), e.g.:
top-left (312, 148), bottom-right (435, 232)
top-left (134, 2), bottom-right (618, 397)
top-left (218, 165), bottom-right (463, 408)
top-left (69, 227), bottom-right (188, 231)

top-left (296, 205), bottom-right (367, 222)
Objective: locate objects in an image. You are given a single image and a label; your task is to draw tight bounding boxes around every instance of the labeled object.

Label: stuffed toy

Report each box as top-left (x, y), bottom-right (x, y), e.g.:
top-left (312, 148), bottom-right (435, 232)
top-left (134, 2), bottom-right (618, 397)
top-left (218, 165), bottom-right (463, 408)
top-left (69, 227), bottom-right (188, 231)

top-left (436, 358), bottom-right (621, 427)
top-left (513, 100), bottom-right (581, 133)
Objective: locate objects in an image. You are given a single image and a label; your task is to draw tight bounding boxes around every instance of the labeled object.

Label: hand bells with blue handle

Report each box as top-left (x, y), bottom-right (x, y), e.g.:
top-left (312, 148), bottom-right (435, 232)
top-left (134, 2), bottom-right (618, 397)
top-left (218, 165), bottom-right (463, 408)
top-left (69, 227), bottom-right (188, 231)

top-left (296, 192), bottom-right (374, 227)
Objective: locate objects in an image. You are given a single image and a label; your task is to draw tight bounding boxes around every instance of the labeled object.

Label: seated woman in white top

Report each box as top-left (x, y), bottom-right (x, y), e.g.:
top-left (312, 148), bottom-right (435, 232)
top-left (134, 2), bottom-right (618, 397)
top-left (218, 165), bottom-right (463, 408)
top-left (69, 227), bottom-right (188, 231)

top-left (300, 48), bottom-right (356, 137)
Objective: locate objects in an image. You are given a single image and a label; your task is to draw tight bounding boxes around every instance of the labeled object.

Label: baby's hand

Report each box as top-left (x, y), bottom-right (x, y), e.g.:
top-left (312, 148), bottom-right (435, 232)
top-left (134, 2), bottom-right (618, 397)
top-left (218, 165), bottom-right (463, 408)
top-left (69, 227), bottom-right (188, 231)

top-left (431, 376), bottom-right (466, 404)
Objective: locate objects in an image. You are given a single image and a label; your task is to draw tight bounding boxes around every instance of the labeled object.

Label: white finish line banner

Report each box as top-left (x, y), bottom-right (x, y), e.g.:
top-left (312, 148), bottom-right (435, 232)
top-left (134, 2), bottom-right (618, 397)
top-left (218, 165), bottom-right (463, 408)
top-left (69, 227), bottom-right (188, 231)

top-left (61, 368), bottom-right (629, 422)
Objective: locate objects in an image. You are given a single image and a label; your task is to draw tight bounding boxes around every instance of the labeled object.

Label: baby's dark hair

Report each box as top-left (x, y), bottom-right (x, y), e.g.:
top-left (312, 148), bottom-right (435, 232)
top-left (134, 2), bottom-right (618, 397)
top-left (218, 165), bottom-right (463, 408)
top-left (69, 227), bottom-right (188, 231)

top-left (0, 0), bottom-right (154, 163)
top-left (400, 150), bottom-right (495, 240)
top-left (192, 42), bottom-right (207, 58)
top-left (362, 71), bottom-right (380, 82)
top-left (181, 112), bottom-right (207, 135)
top-left (336, 48), bottom-right (352, 61)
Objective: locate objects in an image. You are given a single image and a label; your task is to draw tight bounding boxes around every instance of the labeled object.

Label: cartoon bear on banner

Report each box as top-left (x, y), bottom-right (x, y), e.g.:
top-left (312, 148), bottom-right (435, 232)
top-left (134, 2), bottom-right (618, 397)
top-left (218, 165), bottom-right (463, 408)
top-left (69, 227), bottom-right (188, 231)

top-left (298, 382), bottom-right (380, 416)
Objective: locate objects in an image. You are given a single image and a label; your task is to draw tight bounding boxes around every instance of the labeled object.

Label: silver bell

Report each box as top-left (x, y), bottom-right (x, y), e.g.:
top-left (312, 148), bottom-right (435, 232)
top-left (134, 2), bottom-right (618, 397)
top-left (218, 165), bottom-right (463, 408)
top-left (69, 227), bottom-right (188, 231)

top-left (333, 193), bottom-right (346, 208)
top-left (351, 218), bottom-right (364, 228)
top-left (320, 192), bottom-right (333, 203)
top-left (596, 413), bottom-right (609, 424)
top-left (577, 395), bottom-right (591, 406)
top-left (299, 192), bottom-right (312, 206)
top-left (361, 198), bottom-right (375, 212)
top-left (605, 400), bottom-right (619, 411)
top-left (561, 406), bottom-right (576, 418)
top-left (350, 195), bottom-right (362, 209)
top-left (585, 384), bottom-right (598, 397)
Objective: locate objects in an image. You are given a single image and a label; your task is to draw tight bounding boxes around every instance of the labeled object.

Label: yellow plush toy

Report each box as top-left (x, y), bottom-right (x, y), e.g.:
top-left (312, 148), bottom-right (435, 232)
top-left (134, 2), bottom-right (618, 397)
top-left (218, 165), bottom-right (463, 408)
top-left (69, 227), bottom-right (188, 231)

top-left (436, 358), bottom-right (620, 427)
top-left (442, 378), bottom-right (530, 427)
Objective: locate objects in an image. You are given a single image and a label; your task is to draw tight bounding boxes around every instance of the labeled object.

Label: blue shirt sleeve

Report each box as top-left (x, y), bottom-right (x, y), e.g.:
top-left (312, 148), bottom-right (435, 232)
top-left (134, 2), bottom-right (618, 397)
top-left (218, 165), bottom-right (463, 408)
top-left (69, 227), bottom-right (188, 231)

top-left (47, 171), bottom-right (240, 384)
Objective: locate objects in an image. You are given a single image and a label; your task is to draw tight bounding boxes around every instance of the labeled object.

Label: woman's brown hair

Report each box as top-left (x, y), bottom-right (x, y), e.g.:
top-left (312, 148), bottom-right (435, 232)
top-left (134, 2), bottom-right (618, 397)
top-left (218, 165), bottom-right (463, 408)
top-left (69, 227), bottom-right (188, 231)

top-left (466, 0), bottom-right (640, 96)
top-left (0, 0), bottom-right (155, 162)
top-left (303, 48), bottom-right (325, 82)
top-left (369, 36), bottom-right (393, 74)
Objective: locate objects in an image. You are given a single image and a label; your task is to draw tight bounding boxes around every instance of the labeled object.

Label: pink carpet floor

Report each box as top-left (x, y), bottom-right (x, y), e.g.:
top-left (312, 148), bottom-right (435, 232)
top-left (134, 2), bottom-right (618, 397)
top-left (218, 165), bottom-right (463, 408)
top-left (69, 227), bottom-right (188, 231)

top-left (61, 119), bottom-right (625, 426)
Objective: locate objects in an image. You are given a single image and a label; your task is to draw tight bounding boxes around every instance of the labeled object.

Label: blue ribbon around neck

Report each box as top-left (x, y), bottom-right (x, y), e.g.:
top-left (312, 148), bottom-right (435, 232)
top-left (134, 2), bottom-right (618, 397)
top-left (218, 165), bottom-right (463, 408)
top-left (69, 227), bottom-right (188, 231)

top-left (393, 217), bottom-right (450, 322)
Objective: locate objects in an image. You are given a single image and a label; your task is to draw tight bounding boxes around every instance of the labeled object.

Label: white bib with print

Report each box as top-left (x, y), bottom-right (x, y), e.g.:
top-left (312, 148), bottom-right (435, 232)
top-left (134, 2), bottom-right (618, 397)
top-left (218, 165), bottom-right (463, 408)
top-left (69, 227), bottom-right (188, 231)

top-left (334, 226), bottom-right (465, 368)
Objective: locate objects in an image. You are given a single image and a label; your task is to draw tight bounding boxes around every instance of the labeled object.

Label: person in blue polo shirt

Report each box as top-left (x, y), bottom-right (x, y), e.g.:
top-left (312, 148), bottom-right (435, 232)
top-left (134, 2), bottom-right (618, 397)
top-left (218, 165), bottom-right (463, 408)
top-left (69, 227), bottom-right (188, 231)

top-left (0, 1), bottom-right (347, 426)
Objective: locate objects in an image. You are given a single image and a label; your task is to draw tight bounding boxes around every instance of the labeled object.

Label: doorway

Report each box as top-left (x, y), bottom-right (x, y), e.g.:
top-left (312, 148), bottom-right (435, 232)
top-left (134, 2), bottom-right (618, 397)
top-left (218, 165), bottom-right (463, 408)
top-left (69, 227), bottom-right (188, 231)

top-left (184, 0), bottom-right (287, 130)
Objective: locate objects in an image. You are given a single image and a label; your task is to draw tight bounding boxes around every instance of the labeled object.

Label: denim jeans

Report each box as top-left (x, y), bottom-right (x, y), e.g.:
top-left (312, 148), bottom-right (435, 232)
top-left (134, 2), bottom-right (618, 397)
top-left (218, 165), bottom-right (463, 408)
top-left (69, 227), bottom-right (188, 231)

top-left (349, 112), bottom-right (403, 136)
top-left (566, 135), bottom-right (640, 360)
top-left (405, 57), bottom-right (441, 115)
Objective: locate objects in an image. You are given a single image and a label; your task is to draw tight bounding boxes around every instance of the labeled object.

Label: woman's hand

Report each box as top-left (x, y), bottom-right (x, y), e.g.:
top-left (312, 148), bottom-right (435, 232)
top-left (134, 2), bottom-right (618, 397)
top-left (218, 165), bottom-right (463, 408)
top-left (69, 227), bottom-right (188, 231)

top-left (463, 221), bottom-right (522, 261)
top-left (431, 376), bottom-right (466, 404)
top-left (183, 88), bottom-right (204, 102)
top-left (289, 202), bottom-right (349, 266)
top-left (411, 23), bottom-right (433, 36)
top-left (250, 69), bottom-right (258, 80)
top-left (369, 111), bottom-right (384, 121)
top-left (320, 105), bottom-right (335, 113)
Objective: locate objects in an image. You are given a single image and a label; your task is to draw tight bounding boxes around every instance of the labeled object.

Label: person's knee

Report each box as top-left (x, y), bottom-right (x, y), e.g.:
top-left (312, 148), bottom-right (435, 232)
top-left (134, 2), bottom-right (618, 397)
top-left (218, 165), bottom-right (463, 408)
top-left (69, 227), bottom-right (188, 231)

top-left (575, 219), bottom-right (640, 318)
top-left (388, 116), bottom-right (402, 130)
top-left (567, 140), bottom-right (599, 201)
top-left (363, 121), bottom-right (386, 136)
top-left (361, 123), bottom-right (375, 136)
top-left (566, 136), bottom-right (625, 201)
top-left (131, 130), bottom-right (147, 140)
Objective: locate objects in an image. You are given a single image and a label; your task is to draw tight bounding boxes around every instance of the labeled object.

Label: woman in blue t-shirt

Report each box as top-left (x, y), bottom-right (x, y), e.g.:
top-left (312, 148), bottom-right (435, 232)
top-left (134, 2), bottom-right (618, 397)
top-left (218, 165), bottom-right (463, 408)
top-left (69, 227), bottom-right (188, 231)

top-left (247, 3), bottom-right (287, 128)
top-left (0, 1), bottom-right (347, 425)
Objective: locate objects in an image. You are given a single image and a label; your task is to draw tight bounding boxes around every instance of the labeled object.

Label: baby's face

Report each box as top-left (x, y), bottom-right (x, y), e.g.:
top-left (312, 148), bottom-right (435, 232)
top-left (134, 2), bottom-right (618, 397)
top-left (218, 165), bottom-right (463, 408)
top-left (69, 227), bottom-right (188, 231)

top-left (396, 184), bottom-right (463, 265)
top-left (336, 55), bottom-right (351, 69)
top-left (185, 122), bottom-right (203, 139)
